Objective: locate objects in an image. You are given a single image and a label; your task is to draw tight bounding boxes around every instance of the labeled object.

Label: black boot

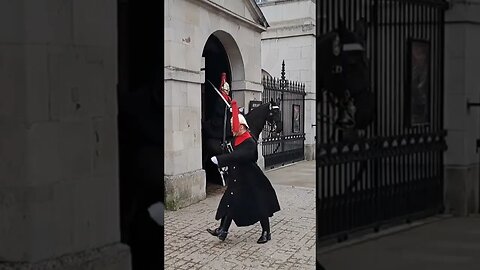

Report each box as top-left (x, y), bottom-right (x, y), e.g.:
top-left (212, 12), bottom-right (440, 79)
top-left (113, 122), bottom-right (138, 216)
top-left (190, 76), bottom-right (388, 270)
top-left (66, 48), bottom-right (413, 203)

top-left (257, 231), bottom-right (271, 244)
top-left (217, 216), bottom-right (232, 241)
top-left (207, 227), bottom-right (221, 236)
top-left (207, 216), bottom-right (226, 237)
top-left (207, 227), bottom-right (229, 241)
top-left (257, 217), bottom-right (271, 244)
top-left (217, 229), bottom-right (228, 241)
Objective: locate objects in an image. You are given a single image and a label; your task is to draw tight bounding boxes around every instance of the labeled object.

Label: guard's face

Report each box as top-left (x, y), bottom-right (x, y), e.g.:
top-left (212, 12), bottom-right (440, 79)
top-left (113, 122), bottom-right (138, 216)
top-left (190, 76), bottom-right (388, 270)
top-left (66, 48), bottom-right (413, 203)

top-left (231, 124), bottom-right (246, 136)
top-left (230, 120), bottom-right (237, 136)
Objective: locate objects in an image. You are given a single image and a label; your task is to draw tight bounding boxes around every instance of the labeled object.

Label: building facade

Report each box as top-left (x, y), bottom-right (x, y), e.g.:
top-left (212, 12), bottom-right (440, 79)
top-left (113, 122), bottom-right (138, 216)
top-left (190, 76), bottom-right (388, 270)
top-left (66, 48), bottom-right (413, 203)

top-left (164, 0), bottom-right (269, 210)
top-left (444, 0), bottom-right (480, 215)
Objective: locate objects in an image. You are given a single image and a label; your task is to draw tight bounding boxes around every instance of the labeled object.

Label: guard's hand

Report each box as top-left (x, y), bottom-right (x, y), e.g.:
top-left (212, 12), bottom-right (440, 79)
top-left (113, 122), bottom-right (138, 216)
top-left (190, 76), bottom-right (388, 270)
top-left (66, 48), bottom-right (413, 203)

top-left (148, 201), bottom-right (164, 227)
top-left (211, 156), bottom-right (218, 165)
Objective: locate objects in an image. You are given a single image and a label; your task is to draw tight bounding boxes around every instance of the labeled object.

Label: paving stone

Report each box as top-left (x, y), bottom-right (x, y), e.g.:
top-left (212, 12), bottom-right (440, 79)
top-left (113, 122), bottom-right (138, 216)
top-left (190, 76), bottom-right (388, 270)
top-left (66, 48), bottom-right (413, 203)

top-left (165, 162), bottom-right (315, 269)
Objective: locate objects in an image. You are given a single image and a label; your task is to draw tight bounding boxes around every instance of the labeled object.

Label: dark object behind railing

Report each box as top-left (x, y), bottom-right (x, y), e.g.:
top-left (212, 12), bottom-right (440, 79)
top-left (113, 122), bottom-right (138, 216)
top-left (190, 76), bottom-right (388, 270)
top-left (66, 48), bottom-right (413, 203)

top-left (317, 0), bottom-right (447, 243)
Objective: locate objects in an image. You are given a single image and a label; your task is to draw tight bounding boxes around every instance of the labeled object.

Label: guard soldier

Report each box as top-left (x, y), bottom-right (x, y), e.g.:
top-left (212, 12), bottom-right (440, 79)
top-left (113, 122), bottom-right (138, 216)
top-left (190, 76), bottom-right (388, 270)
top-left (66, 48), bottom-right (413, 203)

top-left (203, 72), bottom-right (233, 156)
top-left (219, 72), bottom-right (231, 104)
top-left (207, 100), bottom-right (281, 243)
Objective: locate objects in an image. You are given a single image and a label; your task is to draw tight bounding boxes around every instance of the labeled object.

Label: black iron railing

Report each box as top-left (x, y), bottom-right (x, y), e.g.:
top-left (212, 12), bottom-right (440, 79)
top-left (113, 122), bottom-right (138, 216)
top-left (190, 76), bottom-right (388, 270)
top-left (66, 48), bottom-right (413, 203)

top-left (262, 61), bottom-right (307, 169)
top-left (317, 0), bottom-right (448, 243)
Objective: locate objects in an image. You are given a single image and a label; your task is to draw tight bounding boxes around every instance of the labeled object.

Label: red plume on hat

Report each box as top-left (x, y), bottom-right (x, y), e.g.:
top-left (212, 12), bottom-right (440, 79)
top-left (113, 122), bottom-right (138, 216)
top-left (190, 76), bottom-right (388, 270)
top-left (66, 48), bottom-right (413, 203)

top-left (231, 100), bottom-right (249, 135)
top-left (231, 100), bottom-right (240, 133)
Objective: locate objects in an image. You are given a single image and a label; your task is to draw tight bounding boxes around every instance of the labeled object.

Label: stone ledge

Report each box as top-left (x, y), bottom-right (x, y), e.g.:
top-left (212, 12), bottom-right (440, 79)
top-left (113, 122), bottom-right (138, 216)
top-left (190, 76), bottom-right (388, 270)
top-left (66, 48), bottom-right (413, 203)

top-left (446, 1), bottom-right (480, 24)
top-left (164, 66), bottom-right (202, 84)
top-left (258, 0), bottom-right (314, 7)
top-left (231, 80), bottom-right (263, 92)
top-left (165, 169), bottom-right (206, 211)
top-left (262, 24), bottom-right (316, 40)
top-left (0, 243), bottom-right (130, 270)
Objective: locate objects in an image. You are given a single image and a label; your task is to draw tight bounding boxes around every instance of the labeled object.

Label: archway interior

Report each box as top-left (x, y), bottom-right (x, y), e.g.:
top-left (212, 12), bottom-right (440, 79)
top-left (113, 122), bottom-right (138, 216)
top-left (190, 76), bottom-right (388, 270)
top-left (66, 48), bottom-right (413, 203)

top-left (202, 35), bottom-right (232, 121)
top-left (201, 34), bottom-right (232, 188)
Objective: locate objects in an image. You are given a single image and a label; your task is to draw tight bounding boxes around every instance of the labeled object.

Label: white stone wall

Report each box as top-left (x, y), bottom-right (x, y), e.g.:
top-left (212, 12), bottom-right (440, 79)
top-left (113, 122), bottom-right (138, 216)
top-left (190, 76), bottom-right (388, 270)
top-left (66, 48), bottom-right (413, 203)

top-left (259, 0), bottom-right (316, 160)
top-left (164, 0), bottom-right (266, 208)
top-left (0, 0), bottom-right (127, 267)
top-left (258, 0), bottom-right (316, 23)
top-left (444, 0), bottom-right (480, 215)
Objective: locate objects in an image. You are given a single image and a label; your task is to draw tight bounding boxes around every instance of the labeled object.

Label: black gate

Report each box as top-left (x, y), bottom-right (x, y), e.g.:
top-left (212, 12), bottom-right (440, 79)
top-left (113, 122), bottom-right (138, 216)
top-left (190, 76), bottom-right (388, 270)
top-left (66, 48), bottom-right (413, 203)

top-left (262, 61), bottom-right (306, 169)
top-left (317, 0), bottom-right (448, 242)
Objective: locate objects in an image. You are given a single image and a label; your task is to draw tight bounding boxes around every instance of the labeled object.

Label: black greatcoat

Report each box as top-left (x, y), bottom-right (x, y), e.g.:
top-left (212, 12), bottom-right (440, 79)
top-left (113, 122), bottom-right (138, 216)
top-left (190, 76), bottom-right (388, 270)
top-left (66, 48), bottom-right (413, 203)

top-left (215, 137), bottom-right (281, 226)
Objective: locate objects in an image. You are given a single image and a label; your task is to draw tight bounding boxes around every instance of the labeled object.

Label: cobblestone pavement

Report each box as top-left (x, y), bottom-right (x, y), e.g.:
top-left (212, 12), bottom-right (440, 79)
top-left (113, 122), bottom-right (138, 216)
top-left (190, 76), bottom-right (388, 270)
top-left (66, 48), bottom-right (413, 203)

top-left (165, 162), bottom-right (316, 270)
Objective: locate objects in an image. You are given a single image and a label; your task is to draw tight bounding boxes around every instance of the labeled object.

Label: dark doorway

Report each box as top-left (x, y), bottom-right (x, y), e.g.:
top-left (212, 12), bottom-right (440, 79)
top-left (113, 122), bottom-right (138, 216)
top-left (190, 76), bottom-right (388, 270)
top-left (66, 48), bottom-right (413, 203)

top-left (117, 0), bottom-right (163, 269)
top-left (201, 34), bottom-right (233, 189)
top-left (202, 35), bottom-right (232, 122)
